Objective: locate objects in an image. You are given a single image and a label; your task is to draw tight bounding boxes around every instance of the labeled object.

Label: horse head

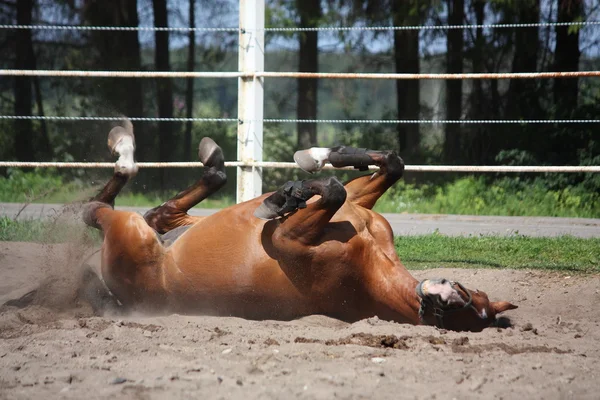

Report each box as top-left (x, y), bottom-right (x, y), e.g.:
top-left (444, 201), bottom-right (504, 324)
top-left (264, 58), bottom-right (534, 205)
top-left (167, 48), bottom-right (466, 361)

top-left (416, 278), bottom-right (517, 332)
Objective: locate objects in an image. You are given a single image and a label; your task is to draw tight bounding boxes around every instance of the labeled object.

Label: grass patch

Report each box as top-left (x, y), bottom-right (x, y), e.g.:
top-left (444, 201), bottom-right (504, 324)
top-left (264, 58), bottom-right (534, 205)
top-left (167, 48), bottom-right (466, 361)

top-left (374, 176), bottom-right (600, 218)
top-left (396, 234), bottom-right (600, 273)
top-left (0, 169), bottom-right (234, 209)
top-left (1, 171), bottom-right (598, 217)
top-left (1, 217), bottom-right (598, 273)
top-left (0, 217), bottom-right (101, 244)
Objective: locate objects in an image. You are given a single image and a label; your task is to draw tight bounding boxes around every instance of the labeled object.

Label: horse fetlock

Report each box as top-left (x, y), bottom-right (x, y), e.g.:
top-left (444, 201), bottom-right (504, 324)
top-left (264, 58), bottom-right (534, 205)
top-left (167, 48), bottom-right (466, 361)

top-left (112, 135), bottom-right (138, 176)
top-left (254, 180), bottom-right (315, 220)
top-left (203, 167), bottom-right (227, 188)
top-left (321, 176), bottom-right (347, 206)
top-left (382, 151), bottom-right (405, 179)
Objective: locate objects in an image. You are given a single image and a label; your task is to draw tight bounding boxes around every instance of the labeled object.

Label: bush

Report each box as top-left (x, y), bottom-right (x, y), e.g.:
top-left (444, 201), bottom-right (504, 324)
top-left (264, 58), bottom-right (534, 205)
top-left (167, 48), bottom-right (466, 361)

top-left (375, 176), bottom-right (600, 218)
top-left (0, 169), bottom-right (66, 202)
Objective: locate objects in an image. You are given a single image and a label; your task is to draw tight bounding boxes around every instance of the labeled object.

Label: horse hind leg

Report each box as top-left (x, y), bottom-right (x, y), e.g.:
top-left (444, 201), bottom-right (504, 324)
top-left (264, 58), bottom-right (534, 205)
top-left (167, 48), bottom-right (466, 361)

top-left (143, 137), bottom-right (227, 234)
top-left (293, 146), bottom-right (404, 209)
top-left (81, 123), bottom-right (166, 309)
top-left (83, 123), bottom-right (138, 229)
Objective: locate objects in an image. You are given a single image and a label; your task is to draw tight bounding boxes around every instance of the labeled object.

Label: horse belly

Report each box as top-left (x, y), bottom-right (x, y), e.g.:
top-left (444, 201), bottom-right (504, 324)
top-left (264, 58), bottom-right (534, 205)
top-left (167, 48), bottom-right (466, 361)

top-left (164, 224), bottom-right (312, 319)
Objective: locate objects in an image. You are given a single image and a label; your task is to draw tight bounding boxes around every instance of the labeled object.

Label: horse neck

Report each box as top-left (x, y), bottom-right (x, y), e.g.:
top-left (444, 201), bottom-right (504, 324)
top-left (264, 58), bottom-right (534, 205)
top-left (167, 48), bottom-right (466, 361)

top-left (361, 258), bottom-right (423, 325)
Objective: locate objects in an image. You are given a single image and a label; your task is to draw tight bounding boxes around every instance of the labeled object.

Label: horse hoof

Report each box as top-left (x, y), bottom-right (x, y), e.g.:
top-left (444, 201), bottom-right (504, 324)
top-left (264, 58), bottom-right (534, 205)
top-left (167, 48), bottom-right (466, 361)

top-left (108, 125), bottom-right (138, 176)
top-left (198, 137), bottom-right (225, 170)
top-left (293, 148), bottom-right (330, 173)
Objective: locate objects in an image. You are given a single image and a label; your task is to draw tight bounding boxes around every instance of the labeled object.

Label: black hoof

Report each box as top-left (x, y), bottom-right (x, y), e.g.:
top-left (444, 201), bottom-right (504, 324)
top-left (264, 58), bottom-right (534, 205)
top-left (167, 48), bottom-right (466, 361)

top-left (198, 137), bottom-right (225, 171)
top-left (3, 290), bottom-right (37, 308)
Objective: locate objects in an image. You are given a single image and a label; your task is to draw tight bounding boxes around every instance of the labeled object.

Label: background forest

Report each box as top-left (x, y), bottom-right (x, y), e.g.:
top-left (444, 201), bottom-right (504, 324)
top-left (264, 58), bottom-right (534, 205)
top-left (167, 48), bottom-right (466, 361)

top-left (0, 0), bottom-right (599, 217)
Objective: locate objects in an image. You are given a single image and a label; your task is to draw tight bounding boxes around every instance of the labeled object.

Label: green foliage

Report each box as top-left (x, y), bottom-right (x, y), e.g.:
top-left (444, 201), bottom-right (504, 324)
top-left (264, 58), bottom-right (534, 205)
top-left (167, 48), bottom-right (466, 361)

top-left (0, 170), bottom-right (233, 209)
top-left (1, 170), bottom-right (598, 218)
top-left (374, 176), bottom-right (600, 218)
top-left (395, 234), bottom-right (600, 273)
top-left (0, 169), bottom-right (69, 202)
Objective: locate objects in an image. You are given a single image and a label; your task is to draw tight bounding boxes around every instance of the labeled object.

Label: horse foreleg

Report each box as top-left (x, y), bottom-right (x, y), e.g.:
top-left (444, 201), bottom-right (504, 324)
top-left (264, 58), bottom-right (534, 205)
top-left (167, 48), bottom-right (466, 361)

top-left (256, 176), bottom-right (347, 246)
top-left (144, 137), bottom-right (227, 234)
top-left (294, 146), bottom-right (405, 210)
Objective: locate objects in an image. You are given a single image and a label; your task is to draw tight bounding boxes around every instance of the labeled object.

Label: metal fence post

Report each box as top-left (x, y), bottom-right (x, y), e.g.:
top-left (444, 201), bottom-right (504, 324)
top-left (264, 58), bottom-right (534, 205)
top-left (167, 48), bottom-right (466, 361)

top-left (237, 0), bottom-right (265, 203)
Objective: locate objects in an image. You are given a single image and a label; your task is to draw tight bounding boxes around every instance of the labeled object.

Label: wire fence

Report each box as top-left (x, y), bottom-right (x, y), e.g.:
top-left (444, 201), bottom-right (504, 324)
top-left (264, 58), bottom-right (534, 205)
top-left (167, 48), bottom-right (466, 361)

top-left (1, 20), bottom-right (599, 32)
top-left (1, 115), bottom-right (600, 125)
top-left (1, 18), bottom-right (599, 176)
top-left (1, 161), bottom-right (598, 173)
top-left (3, 69), bottom-right (600, 80)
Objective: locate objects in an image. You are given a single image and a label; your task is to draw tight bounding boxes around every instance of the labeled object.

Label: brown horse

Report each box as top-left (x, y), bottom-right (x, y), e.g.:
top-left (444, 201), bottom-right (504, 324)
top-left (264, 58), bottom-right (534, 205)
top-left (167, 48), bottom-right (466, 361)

top-left (82, 122), bottom-right (516, 332)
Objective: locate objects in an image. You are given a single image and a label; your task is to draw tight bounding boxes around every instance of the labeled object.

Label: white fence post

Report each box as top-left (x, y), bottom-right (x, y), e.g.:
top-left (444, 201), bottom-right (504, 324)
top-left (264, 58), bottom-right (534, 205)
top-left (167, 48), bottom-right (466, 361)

top-left (237, 0), bottom-right (265, 203)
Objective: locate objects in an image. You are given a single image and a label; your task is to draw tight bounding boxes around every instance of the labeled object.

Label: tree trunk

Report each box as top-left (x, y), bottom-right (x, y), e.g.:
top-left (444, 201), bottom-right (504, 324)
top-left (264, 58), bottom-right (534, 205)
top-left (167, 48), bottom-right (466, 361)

top-left (444, 0), bottom-right (464, 164)
top-left (466, 0), bottom-right (486, 164)
top-left (33, 74), bottom-right (52, 160)
top-left (296, 0), bottom-right (321, 149)
top-left (505, 0), bottom-right (540, 154)
top-left (14, 0), bottom-right (35, 162)
top-left (83, 0), bottom-right (145, 157)
top-left (152, 0), bottom-right (175, 188)
top-left (392, 0), bottom-right (420, 159)
top-left (553, 0), bottom-right (582, 114)
top-left (185, 0), bottom-right (196, 161)
top-left (506, 0), bottom-right (540, 119)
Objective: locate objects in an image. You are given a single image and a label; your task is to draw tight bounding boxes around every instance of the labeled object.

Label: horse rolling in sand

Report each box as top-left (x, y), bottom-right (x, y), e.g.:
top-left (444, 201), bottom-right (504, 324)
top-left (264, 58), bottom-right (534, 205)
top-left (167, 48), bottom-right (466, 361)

top-left (82, 121), bottom-right (516, 332)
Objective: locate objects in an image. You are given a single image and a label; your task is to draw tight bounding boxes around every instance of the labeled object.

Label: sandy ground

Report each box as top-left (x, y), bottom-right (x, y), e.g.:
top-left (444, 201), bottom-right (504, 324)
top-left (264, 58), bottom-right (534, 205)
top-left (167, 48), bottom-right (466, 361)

top-left (1, 240), bottom-right (599, 400)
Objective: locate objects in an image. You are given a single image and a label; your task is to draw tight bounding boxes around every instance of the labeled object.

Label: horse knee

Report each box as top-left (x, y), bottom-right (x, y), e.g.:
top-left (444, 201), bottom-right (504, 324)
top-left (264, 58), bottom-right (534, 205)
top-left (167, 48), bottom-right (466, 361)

top-left (82, 201), bottom-right (112, 229)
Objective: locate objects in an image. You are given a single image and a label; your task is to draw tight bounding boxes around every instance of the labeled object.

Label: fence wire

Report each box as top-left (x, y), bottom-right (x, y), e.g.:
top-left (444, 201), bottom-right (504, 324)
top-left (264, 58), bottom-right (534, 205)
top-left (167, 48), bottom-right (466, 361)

top-left (1, 20), bottom-right (599, 174)
top-left (3, 69), bottom-right (600, 80)
top-left (1, 115), bottom-right (599, 124)
top-left (0, 20), bottom-right (599, 33)
top-left (0, 161), bottom-right (598, 173)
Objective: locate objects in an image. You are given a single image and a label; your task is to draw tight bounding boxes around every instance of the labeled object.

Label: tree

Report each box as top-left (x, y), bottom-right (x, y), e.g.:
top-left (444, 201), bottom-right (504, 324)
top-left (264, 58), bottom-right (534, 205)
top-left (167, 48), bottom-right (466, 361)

top-left (553, 0), bottom-right (582, 114)
top-left (296, 0), bottom-right (322, 149)
top-left (506, 0), bottom-right (541, 120)
top-left (152, 0), bottom-right (175, 187)
top-left (443, 0), bottom-right (464, 163)
top-left (504, 0), bottom-right (541, 155)
top-left (391, 0), bottom-right (423, 160)
top-left (185, 0), bottom-right (196, 161)
top-left (464, 0), bottom-right (488, 164)
top-left (82, 0), bottom-right (145, 156)
top-left (14, 0), bottom-right (35, 162)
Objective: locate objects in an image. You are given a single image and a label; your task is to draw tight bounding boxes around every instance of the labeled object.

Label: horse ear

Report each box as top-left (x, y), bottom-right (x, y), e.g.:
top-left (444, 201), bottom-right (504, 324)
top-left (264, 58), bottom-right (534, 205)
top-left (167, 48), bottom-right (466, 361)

top-left (491, 301), bottom-right (518, 314)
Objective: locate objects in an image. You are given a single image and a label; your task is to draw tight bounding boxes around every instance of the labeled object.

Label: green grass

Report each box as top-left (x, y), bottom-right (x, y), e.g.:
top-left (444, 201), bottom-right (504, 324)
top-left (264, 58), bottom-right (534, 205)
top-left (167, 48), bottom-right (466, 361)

top-left (2, 171), bottom-right (598, 217)
top-left (0, 169), bottom-right (234, 209)
top-left (1, 217), bottom-right (598, 273)
top-left (396, 234), bottom-right (600, 273)
top-left (374, 177), bottom-right (600, 218)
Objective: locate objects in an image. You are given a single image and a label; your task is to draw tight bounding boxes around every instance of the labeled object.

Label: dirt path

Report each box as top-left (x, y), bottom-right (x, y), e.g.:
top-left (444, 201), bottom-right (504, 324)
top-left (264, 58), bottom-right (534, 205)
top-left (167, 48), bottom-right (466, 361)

top-left (1, 241), bottom-right (599, 399)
